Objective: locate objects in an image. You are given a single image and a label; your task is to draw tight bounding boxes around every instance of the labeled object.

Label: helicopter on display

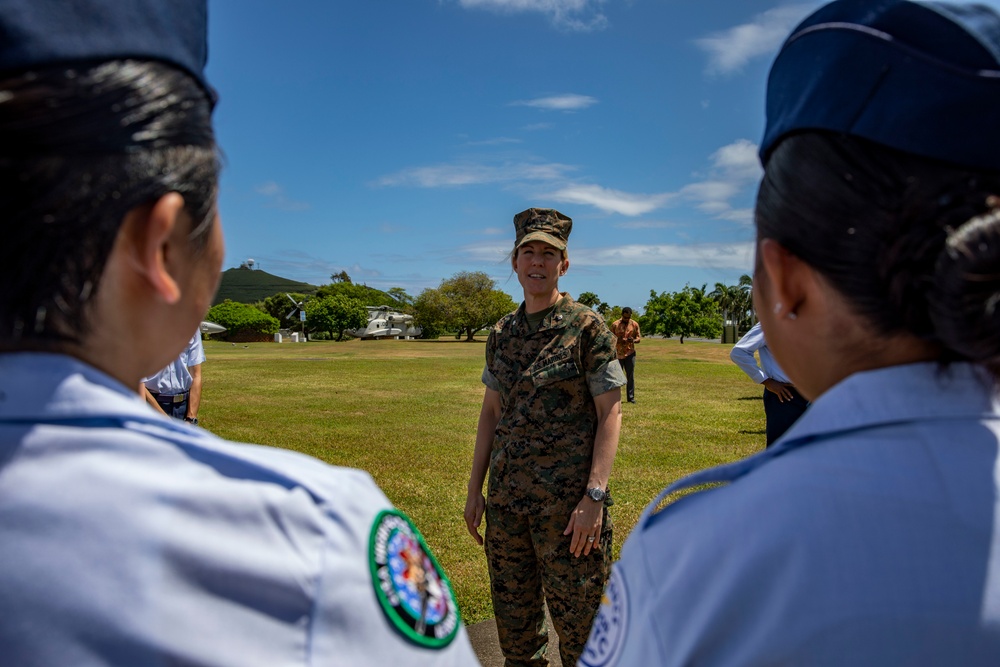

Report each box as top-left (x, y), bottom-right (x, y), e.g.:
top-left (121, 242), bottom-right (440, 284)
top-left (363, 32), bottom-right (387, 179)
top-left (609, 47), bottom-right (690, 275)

top-left (346, 306), bottom-right (422, 340)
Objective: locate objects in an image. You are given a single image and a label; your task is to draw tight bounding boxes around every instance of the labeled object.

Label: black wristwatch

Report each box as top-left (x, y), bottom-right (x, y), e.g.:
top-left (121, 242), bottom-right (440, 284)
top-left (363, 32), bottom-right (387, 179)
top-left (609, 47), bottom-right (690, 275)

top-left (586, 487), bottom-right (607, 503)
top-left (184, 417), bottom-right (198, 426)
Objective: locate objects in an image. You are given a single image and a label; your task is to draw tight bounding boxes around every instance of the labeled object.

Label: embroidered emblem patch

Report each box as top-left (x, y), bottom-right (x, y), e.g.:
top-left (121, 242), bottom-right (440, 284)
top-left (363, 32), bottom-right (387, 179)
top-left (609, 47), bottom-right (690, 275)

top-left (579, 565), bottom-right (629, 667)
top-left (369, 509), bottom-right (460, 648)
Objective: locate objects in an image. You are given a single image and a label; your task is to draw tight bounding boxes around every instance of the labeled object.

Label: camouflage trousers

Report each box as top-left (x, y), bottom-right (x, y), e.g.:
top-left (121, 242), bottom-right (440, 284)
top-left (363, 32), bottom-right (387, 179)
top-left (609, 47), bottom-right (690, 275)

top-left (485, 503), bottom-right (612, 667)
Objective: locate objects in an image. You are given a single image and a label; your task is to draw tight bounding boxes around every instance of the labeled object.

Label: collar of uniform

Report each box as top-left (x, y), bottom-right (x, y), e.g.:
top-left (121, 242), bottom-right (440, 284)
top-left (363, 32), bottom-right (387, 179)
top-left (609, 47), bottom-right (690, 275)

top-left (510, 293), bottom-right (576, 336)
top-left (637, 362), bottom-right (999, 528)
top-left (0, 352), bottom-right (157, 422)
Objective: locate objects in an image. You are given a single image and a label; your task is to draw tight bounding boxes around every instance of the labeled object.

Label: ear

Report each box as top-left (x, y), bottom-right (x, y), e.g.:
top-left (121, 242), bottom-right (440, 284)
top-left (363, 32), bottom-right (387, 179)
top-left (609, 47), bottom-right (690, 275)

top-left (757, 238), bottom-right (813, 319)
top-left (123, 193), bottom-right (187, 305)
top-left (560, 257), bottom-right (570, 276)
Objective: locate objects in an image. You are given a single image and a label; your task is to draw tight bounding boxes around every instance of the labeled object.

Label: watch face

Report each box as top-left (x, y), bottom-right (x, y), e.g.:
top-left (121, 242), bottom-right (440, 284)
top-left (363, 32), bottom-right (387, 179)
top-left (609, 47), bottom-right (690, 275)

top-left (589, 488), bottom-right (605, 501)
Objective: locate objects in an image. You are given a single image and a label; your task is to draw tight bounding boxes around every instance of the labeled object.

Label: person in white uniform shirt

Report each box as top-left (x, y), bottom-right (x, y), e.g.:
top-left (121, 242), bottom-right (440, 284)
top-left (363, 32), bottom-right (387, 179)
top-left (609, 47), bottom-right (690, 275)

top-left (730, 322), bottom-right (808, 445)
top-left (0, 1), bottom-right (478, 665)
top-left (581, 1), bottom-right (1000, 665)
top-left (141, 332), bottom-right (205, 425)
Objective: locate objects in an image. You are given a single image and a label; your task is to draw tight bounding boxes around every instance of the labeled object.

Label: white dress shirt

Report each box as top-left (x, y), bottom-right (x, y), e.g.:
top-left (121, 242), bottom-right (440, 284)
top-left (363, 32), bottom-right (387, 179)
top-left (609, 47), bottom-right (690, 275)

top-left (729, 322), bottom-right (791, 384)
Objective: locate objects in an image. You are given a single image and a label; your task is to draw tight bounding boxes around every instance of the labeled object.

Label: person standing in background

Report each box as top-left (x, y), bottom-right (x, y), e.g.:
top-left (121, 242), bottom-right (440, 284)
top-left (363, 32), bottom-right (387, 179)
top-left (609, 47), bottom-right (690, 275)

top-left (610, 307), bottom-right (641, 404)
top-left (465, 208), bottom-right (625, 667)
top-left (730, 321), bottom-right (808, 445)
top-left (141, 331), bottom-right (205, 425)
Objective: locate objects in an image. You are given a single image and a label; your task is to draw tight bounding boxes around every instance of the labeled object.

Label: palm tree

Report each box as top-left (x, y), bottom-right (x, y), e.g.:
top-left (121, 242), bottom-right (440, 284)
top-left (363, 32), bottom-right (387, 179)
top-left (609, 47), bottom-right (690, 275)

top-left (709, 282), bottom-right (739, 327)
top-left (735, 274), bottom-right (755, 334)
top-left (577, 291), bottom-right (601, 309)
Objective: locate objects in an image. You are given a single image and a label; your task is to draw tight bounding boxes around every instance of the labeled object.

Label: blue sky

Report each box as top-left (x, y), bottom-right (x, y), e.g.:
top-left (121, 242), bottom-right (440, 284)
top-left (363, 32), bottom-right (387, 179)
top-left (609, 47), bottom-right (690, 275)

top-left (202, 0), bottom-right (873, 309)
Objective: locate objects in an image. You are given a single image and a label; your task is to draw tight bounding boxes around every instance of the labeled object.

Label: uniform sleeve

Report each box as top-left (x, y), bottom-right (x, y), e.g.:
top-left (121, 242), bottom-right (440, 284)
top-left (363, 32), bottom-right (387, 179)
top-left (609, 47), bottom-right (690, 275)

top-left (186, 334), bottom-right (207, 367)
top-left (588, 360), bottom-right (626, 397)
top-left (481, 365), bottom-right (500, 392)
top-left (582, 313), bottom-right (626, 397)
top-left (484, 327), bottom-right (500, 386)
top-left (581, 561), bottom-right (663, 666)
top-left (306, 472), bottom-right (480, 665)
top-left (730, 323), bottom-right (768, 384)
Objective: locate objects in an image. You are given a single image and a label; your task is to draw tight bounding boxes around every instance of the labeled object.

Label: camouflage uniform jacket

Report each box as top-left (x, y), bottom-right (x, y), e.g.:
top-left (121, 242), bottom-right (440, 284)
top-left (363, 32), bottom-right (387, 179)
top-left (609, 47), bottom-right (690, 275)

top-left (482, 294), bottom-right (626, 517)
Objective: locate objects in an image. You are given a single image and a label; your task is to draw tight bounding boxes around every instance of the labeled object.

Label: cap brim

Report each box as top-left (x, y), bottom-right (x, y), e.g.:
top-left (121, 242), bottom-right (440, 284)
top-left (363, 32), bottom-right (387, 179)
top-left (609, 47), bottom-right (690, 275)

top-left (515, 231), bottom-right (566, 251)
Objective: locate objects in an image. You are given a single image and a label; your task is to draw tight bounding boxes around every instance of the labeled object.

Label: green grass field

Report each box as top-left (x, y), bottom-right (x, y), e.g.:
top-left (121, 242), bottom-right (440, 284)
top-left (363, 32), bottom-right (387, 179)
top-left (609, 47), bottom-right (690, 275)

top-left (200, 336), bottom-right (766, 625)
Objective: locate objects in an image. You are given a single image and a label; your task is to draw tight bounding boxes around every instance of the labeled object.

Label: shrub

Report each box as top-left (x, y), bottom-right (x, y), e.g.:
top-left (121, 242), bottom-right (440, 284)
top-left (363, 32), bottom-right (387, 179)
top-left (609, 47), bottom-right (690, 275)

top-left (206, 300), bottom-right (280, 337)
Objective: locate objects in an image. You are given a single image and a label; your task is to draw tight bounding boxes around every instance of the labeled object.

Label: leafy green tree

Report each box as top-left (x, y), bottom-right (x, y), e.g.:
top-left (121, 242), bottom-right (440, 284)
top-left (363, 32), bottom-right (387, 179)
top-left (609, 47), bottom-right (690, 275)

top-left (258, 292), bottom-right (309, 323)
top-left (306, 295), bottom-right (367, 341)
top-left (329, 270), bottom-right (352, 283)
top-left (412, 288), bottom-right (448, 340)
top-left (315, 282), bottom-right (405, 309)
top-left (386, 287), bottom-right (415, 307)
top-left (206, 300), bottom-right (280, 337)
top-left (577, 291), bottom-right (601, 309)
top-left (709, 282), bottom-right (740, 326)
top-left (644, 284), bottom-right (721, 343)
top-left (596, 302), bottom-right (610, 317)
top-left (735, 273), bottom-right (755, 333)
top-left (709, 275), bottom-right (756, 335)
top-left (414, 271), bottom-right (516, 341)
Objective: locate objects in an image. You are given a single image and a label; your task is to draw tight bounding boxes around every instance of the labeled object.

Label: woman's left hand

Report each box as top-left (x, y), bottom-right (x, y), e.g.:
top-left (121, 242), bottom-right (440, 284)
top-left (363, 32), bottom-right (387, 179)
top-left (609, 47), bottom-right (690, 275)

top-left (564, 497), bottom-right (604, 557)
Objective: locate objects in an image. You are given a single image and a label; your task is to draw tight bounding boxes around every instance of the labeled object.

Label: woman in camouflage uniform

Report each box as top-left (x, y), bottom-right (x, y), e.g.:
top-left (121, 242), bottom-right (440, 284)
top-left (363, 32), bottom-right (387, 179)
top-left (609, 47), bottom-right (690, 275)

top-left (464, 208), bottom-right (626, 667)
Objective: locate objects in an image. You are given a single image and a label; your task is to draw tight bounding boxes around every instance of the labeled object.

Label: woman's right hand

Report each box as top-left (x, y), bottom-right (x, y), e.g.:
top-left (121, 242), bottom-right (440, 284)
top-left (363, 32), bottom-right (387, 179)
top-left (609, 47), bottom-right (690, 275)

top-left (464, 489), bottom-right (486, 546)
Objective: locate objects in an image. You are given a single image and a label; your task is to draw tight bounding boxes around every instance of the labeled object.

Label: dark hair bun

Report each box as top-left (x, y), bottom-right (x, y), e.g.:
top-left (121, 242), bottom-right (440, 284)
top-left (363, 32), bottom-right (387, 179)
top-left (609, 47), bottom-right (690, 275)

top-left (929, 207), bottom-right (1000, 374)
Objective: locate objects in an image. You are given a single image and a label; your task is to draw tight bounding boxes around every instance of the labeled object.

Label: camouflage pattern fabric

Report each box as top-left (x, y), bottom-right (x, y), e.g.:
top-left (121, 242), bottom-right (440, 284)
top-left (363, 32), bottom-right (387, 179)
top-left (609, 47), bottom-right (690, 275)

top-left (485, 503), bottom-right (612, 667)
top-left (484, 294), bottom-right (624, 518)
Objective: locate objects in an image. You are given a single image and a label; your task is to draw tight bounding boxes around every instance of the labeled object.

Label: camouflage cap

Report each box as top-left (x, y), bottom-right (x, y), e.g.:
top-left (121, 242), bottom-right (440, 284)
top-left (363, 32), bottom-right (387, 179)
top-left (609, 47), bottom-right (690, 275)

top-left (513, 208), bottom-right (572, 251)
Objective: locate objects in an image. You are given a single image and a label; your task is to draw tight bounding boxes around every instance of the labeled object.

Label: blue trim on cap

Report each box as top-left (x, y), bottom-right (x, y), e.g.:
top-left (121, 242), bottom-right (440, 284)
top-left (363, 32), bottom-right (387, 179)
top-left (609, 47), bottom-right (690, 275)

top-left (760, 0), bottom-right (1000, 169)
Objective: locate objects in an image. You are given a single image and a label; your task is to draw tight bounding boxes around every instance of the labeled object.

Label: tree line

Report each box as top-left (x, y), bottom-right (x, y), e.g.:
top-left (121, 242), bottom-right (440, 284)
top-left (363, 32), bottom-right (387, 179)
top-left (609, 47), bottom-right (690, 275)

top-left (205, 270), bottom-right (755, 343)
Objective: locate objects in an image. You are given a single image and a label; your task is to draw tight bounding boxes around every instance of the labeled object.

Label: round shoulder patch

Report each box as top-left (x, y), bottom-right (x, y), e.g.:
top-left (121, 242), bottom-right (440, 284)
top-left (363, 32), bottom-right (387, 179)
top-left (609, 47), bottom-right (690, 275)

top-left (369, 509), bottom-right (460, 648)
top-left (579, 565), bottom-right (629, 667)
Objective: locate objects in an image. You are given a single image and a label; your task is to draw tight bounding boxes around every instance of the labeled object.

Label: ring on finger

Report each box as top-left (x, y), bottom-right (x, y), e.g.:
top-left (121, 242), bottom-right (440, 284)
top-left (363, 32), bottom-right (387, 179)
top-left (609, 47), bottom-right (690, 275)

top-left (587, 536), bottom-right (595, 542)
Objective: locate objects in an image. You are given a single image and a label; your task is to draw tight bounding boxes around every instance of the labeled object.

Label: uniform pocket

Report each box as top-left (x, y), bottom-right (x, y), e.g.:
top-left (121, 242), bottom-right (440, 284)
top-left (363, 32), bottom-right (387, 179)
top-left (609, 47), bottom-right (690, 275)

top-left (530, 351), bottom-right (581, 388)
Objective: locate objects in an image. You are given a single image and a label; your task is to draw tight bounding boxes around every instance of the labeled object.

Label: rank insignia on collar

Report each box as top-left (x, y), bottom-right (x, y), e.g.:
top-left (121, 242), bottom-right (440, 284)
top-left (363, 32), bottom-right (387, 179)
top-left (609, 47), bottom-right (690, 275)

top-left (369, 509), bottom-right (460, 648)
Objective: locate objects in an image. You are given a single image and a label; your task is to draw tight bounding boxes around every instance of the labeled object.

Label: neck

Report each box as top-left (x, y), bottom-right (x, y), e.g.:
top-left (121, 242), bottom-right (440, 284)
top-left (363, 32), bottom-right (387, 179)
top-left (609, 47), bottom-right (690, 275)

top-left (523, 289), bottom-right (561, 314)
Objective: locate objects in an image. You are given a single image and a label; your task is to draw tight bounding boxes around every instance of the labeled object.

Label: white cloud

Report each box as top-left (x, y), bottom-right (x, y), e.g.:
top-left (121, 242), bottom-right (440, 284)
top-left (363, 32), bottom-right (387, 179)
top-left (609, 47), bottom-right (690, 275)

top-left (709, 138), bottom-right (762, 181)
top-left (253, 181), bottom-right (310, 211)
top-left (375, 161), bottom-right (575, 187)
top-left (455, 0), bottom-right (608, 31)
top-left (458, 239), bottom-right (754, 272)
top-left (614, 220), bottom-right (681, 230)
top-left (716, 208), bottom-right (755, 224)
top-left (250, 252), bottom-right (382, 284)
top-left (680, 180), bottom-right (741, 205)
top-left (677, 139), bottom-right (762, 222)
top-left (511, 94), bottom-right (598, 111)
top-left (571, 242), bottom-right (755, 270)
top-left (696, 4), bottom-right (817, 75)
top-left (376, 139), bottom-right (760, 222)
top-left (254, 181), bottom-right (281, 196)
top-left (464, 137), bottom-right (523, 146)
top-left (545, 184), bottom-right (674, 216)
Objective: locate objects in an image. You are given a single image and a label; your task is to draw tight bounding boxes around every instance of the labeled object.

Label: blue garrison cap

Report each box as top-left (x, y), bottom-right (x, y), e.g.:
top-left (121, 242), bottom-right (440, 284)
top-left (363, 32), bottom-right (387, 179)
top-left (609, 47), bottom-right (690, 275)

top-left (0, 0), bottom-right (212, 101)
top-left (760, 0), bottom-right (1000, 170)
